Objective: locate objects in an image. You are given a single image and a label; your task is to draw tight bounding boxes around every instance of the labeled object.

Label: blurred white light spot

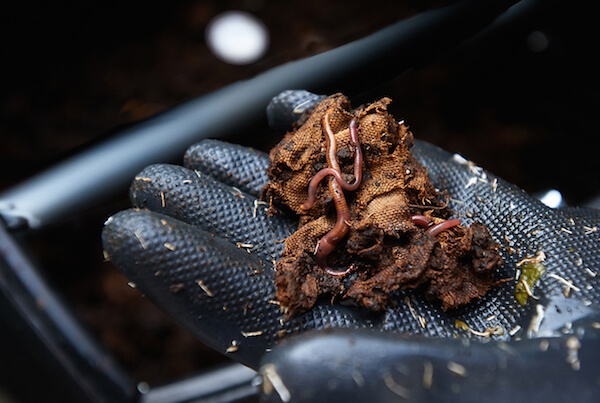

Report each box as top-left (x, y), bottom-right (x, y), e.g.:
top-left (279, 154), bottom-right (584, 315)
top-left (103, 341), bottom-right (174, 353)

top-left (137, 382), bottom-right (150, 394)
top-left (539, 189), bottom-right (563, 208)
top-left (526, 30), bottom-right (549, 53)
top-left (205, 11), bottom-right (269, 65)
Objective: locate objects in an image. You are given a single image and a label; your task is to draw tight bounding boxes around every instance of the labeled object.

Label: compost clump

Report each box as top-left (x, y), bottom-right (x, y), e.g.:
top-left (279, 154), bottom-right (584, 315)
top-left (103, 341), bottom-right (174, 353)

top-left (263, 94), bottom-right (502, 315)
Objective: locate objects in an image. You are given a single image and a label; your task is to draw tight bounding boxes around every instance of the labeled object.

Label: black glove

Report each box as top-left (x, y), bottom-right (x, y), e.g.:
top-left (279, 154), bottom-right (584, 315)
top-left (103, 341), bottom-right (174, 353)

top-left (102, 91), bottom-right (600, 402)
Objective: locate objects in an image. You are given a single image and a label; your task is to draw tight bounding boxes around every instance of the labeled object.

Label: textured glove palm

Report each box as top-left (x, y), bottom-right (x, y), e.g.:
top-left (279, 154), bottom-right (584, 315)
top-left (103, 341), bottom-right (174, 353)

top-left (102, 91), bottom-right (600, 401)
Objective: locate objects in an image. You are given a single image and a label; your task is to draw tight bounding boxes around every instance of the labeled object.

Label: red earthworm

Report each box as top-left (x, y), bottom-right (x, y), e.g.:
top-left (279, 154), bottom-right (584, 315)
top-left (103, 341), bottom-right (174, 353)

top-left (410, 215), bottom-right (431, 228)
top-left (301, 120), bottom-right (362, 210)
top-left (314, 168), bottom-right (351, 271)
top-left (301, 168), bottom-right (350, 210)
top-left (425, 218), bottom-right (461, 236)
top-left (323, 112), bottom-right (342, 172)
top-left (312, 113), bottom-right (360, 275)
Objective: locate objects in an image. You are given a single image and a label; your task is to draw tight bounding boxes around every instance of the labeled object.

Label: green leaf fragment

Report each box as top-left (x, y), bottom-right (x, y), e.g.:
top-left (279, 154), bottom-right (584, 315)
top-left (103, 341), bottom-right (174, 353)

top-left (515, 262), bottom-right (546, 306)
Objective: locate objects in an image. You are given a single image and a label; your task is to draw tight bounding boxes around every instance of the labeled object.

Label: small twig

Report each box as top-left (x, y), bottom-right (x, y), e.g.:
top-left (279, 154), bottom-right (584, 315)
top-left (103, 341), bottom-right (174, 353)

top-left (516, 251), bottom-right (546, 267)
top-left (407, 194), bottom-right (449, 210)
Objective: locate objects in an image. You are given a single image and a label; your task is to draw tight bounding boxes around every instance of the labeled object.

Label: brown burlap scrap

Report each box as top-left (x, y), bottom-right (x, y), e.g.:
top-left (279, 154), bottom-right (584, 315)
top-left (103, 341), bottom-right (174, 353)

top-left (263, 94), bottom-right (502, 315)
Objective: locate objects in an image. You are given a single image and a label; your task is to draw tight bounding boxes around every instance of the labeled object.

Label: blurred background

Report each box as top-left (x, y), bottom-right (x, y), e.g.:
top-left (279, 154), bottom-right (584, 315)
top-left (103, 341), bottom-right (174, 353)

top-left (0, 0), bottom-right (597, 401)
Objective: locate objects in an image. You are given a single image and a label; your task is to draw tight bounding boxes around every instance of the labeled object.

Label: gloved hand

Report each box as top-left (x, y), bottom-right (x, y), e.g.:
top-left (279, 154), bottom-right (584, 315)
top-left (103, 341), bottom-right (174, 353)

top-left (102, 91), bottom-right (600, 402)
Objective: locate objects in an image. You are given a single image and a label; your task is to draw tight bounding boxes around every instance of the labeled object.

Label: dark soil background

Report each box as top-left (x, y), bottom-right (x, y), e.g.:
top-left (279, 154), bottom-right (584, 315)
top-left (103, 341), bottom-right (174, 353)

top-left (1, 0), bottom-right (598, 400)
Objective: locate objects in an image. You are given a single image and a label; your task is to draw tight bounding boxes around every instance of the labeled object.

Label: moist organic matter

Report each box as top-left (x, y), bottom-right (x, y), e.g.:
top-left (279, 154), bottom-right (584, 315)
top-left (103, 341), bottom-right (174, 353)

top-left (263, 94), bottom-right (502, 315)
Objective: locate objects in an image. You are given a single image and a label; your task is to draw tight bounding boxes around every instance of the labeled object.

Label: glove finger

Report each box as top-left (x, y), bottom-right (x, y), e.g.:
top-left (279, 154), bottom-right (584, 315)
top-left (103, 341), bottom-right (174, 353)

top-left (184, 140), bottom-right (271, 198)
top-left (266, 90), bottom-right (326, 132)
top-left (101, 209), bottom-right (281, 368)
top-left (258, 325), bottom-right (600, 403)
top-left (130, 162), bottom-right (294, 264)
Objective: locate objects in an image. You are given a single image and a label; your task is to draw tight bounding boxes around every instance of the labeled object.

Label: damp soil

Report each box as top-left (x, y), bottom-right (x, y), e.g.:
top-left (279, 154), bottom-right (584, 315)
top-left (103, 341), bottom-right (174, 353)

top-left (264, 94), bottom-right (502, 315)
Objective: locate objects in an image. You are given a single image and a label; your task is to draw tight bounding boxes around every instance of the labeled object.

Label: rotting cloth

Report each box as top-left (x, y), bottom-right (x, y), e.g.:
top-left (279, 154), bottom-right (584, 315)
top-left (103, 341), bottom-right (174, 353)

top-left (263, 94), bottom-right (502, 315)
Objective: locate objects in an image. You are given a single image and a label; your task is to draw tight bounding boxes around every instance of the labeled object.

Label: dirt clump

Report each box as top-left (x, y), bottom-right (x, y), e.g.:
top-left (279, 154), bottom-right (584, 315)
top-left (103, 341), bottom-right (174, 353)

top-left (263, 94), bottom-right (502, 315)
